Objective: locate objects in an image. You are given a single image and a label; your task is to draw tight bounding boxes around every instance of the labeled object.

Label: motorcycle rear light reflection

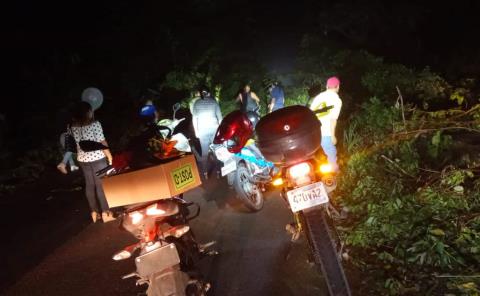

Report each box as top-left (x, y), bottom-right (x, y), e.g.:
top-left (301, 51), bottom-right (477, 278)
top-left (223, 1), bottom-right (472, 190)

top-left (129, 211), bottom-right (144, 225)
top-left (146, 203), bottom-right (166, 216)
top-left (112, 250), bottom-right (131, 261)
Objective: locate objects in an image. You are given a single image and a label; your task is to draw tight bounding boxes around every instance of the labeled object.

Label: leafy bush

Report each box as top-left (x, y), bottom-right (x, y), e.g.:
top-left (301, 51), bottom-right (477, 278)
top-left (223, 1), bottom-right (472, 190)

top-left (337, 98), bottom-right (480, 295)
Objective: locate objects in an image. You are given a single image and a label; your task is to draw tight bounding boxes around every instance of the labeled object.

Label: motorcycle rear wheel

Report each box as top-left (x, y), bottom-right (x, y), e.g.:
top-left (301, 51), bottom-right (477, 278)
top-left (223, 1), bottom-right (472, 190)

top-left (233, 162), bottom-right (264, 211)
top-left (302, 208), bottom-right (351, 296)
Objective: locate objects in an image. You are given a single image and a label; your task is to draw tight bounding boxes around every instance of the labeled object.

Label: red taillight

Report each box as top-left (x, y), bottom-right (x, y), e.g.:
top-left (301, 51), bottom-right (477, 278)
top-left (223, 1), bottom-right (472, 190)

top-left (288, 162), bottom-right (311, 179)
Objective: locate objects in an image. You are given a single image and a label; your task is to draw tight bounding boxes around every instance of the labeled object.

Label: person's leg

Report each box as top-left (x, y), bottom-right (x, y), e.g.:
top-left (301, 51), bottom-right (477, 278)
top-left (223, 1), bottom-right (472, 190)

top-left (57, 151), bottom-right (72, 174)
top-left (198, 133), bottom-right (210, 177)
top-left (321, 136), bottom-right (338, 171)
top-left (62, 151), bottom-right (73, 164)
top-left (78, 161), bottom-right (100, 221)
top-left (91, 158), bottom-right (110, 212)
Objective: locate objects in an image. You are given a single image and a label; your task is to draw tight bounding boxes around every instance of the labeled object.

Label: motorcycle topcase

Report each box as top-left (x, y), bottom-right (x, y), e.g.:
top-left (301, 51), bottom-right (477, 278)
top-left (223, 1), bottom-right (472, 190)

top-left (255, 105), bottom-right (321, 166)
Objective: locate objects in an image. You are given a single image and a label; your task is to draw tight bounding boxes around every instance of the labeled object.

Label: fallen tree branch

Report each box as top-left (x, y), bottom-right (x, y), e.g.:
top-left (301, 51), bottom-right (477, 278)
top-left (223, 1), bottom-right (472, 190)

top-left (380, 155), bottom-right (416, 178)
top-left (434, 274), bottom-right (480, 278)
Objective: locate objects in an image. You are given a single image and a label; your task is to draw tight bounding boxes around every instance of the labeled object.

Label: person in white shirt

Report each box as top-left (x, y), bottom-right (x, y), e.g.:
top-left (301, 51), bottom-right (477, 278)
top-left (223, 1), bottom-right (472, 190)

top-left (192, 87), bottom-right (223, 179)
top-left (309, 76), bottom-right (342, 171)
top-left (71, 101), bottom-right (114, 223)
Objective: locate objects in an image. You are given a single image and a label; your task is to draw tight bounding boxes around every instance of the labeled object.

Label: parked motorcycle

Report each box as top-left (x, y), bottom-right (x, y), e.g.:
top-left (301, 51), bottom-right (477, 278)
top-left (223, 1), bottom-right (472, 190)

top-left (255, 105), bottom-right (351, 296)
top-left (210, 110), bottom-right (274, 211)
top-left (95, 104), bottom-right (215, 296)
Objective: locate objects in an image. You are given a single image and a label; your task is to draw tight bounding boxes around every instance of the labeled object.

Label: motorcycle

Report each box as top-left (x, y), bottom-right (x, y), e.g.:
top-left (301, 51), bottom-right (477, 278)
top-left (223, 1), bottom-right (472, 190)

top-left (210, 110), bottom-right (274, 212)
top-left (96, 104), bottom-right (215, 296)
top-left (255, 105), bottom-right (351, 296)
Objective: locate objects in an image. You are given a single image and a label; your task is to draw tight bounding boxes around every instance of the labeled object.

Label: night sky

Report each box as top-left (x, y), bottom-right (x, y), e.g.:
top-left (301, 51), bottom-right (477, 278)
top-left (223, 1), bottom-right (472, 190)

top-left (4, 0), bottom-right (480, 153)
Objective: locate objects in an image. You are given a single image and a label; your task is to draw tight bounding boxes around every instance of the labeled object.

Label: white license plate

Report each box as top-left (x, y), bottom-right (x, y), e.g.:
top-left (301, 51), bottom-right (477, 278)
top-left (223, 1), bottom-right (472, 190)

top-left (214, 146), bottom-right (232, 162)
top-left (221, 159), bottom-right (237, 176)
top-left (286, 182), bottom-right (329, 212)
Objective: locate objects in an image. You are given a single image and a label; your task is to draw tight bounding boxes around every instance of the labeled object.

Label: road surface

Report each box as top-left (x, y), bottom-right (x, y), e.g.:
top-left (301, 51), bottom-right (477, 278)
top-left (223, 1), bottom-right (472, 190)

top-left (5, 177), bottom-right (328, 296)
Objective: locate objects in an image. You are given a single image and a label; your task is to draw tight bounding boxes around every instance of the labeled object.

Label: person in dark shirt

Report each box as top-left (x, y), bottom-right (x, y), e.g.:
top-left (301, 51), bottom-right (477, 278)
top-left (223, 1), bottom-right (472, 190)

top-left (236, 83), bottom-right (260, 113)
top-left (268, 81), bottom-right (285, 113)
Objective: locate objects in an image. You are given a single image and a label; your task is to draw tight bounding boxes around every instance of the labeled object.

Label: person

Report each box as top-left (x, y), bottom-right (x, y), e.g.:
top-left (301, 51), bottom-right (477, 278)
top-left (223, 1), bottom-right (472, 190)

top-left (70, 101), bottom-right (114, 223)
top-left (268, 81), bottom-right (285, 113)
top-left (189, 91), bottom-right (201, 115)
top-left (56, 131), bottom-right (79, 174)
top-left (309, 76), bottom-right (343, 172)
top-left (192, 87), bottom-right (223, 179)
top-left (236, 83), bottom-right (260, 113)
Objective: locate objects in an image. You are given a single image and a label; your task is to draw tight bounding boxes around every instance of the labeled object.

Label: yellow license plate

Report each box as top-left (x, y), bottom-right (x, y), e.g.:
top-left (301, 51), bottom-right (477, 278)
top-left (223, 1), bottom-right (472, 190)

top-left (170, 164), bottom-right (195, 190)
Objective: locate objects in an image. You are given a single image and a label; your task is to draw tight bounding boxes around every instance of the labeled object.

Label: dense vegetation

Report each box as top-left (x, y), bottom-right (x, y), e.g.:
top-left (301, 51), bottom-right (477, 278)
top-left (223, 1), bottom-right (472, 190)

top-left (152, 36), bottom-right (480, 295)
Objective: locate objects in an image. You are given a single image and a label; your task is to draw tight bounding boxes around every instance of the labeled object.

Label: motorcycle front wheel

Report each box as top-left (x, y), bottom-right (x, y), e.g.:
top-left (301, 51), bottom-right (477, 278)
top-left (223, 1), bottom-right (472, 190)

top-left (233, 162), bottom-right (264, 212)
top-left (302, 208), bottom-right (351, 296)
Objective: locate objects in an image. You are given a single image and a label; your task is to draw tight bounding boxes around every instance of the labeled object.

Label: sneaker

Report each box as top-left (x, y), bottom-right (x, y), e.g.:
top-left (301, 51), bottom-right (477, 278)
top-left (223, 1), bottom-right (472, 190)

top-left (70, 165), bottom-right (79, 172)
top-left (57, 163), bottom-right (68, 174)
top-left (102, 211), bottom-right (116, 223)
top-left (91, 211), bottom-right (100, 223)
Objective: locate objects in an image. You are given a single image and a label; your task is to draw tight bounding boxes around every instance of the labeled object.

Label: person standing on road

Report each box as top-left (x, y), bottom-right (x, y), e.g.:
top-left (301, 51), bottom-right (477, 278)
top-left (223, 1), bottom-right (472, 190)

top-left (70, 101), bottom-right (114, 223)
top-left (192, 87), bottom-right (223, 179)
top-left (268, 81), bottom-right (285, 113)
top-left (309, 76), bottom-right (342, 172)
top-left (236, 83), bottom-right (260, 113)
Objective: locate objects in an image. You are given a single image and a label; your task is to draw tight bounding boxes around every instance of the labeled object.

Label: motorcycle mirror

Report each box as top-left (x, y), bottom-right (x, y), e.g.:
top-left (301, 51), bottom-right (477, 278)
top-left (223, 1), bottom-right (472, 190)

top-left (173, 103), bottom-right (181, 119)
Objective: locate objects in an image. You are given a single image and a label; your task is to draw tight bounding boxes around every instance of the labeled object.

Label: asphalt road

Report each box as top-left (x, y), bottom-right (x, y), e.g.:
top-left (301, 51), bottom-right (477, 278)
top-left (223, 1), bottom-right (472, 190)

top-left (5, 177), bottom-right (328, 296)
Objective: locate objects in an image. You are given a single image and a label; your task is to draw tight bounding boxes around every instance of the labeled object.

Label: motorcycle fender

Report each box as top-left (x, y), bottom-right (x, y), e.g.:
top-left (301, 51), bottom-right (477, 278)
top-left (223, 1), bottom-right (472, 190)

top-left (135, 243), bottom-right (181, 277)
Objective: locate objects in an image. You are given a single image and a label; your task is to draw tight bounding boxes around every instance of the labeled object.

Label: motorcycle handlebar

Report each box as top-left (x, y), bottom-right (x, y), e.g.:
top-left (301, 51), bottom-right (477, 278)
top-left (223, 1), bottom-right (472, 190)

top-left (96, 165), bottom-right (115, 177)
top-left (156, 125), bottom-right (172, 139)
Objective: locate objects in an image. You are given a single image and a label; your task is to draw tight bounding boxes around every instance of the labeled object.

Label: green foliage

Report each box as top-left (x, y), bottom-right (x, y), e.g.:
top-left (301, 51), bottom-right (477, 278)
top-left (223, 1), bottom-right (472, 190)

top-left (12, 144), bottom-right (59, 182)
top-left (338, 97), bottom-right (480, 295)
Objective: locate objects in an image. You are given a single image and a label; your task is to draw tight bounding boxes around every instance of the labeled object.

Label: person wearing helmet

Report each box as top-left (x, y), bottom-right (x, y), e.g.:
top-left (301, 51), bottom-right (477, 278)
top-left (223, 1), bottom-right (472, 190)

top-left (236, 83), bottom-right (260, 113)
top-left (192, 87), bottom-right (223, 179)
top-left (309, 76), bottom-right (342, 172)
top-left (268, 81), bottom-right (285, 113)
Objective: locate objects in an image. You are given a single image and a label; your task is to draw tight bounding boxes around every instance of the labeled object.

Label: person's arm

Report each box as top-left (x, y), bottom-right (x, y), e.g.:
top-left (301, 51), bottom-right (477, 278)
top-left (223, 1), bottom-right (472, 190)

top-left (251, 92), bottom-right (260, 103)
top-left (330, 120), bottom-right (338, 145)
top-left (215, 103), bottom-right (223, 123)
top-left (330, 98), bottom-right (342, 145)
top-left (236, 93), bottom-right (242, 102)
top-left (191, 105), bottom-right (199, 136)
top-left (268, 98), bottom-right (275, 112)
top-left (93, 121), bottom-right (113, 164)
top-left (309, 94), bottom-right (321, 110)
top-left (101, 140), bottom-right (113, 165)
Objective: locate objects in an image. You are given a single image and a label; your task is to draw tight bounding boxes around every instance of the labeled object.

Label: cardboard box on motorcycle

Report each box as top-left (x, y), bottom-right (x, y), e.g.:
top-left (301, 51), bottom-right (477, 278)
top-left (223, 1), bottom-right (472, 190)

top-left (101, 154), bottom-right (202, 208)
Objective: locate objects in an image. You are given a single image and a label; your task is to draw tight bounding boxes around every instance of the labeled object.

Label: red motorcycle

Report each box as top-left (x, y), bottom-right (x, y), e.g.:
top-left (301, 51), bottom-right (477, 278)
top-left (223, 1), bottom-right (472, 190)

top-left (255, 105), bottom-right (351, 296)
top-left (95, 113), bottom-right (215, 296)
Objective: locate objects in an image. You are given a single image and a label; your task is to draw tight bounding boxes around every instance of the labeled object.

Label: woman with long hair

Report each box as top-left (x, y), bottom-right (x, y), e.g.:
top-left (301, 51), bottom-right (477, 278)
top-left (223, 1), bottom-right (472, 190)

top-left (70, 101), bottom-right (114, 222)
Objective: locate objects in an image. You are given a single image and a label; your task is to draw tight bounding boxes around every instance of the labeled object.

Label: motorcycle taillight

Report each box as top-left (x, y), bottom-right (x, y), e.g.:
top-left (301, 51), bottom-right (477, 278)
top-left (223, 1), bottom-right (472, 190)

top-left (287, 162), bottom-right (314, 187)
